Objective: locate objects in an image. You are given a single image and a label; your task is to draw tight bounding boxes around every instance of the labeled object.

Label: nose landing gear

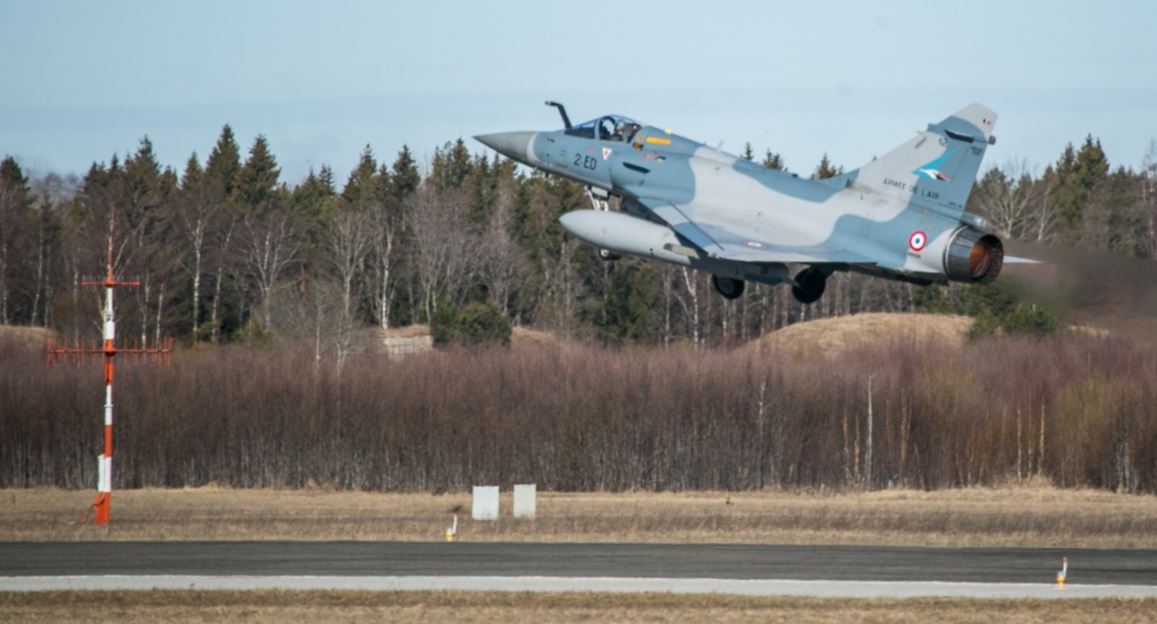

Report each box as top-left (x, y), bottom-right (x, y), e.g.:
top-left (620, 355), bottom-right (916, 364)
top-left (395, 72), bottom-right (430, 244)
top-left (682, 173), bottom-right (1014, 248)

top-left (585, 186), bottom-right (619, 260)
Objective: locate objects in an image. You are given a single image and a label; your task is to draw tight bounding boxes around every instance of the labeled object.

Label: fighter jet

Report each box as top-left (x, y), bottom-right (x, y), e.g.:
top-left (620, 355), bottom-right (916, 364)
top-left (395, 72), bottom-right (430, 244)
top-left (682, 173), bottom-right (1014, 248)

top-left (476, 101), bottom-right (1015, 303)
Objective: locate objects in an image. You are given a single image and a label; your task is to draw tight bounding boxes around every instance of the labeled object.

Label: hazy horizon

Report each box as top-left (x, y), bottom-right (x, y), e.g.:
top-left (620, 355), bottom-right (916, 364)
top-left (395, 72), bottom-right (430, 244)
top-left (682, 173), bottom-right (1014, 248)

top-left (3, 1), bottom-right (1155, 182)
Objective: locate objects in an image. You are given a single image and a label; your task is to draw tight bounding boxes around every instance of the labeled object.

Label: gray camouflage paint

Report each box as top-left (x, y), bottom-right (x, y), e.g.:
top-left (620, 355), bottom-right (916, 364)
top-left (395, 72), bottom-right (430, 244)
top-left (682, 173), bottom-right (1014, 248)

top-left (476, 104), bottom-right (1001, 294)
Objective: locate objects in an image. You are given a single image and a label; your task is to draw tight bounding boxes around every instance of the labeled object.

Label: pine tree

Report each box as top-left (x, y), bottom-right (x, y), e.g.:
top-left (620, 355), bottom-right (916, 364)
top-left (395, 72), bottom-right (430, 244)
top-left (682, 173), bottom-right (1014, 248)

top-left (202, 127), bottom-right (243, 343)
top-left (0, 156), bottom-right (29, 195)
top-left (510, 175), bottom-right (538, 261)
top-left (181, 153), bottom-right (204, 192)
top-left (0, 156), bottom-right (32, 323)
top-left (342, 145), bottom-right (378, 205)
top-left (762, 150), bottom-right (785, 170)
top-left (454, 300), bottom-right (512, 347)
top-left (124, 136), bottom-right (163, 224)
top-left (390, 145), bottom-right (420, 201)
top-left (1053, 136), bottom-right (1110, 239)
top-left (1099, 166), bottom-right (1145, 255)
top-left (374, 164), bottom-right (393, 209)
top-left (432, 139), bottom-right (472, 190)
top-left (742, 142), bottom-right (754, 161)
top-left (624, 264), bottom-right (660, 342)
top-left (1076, 135), bottom-right (1109, 189)
top-left (293, 168), bottom-right (338, 223)
top-left (590, 263), bottom-right (659, 344)
top-left (1051, 142), bottom-right (1083, 234)
top-left (205, 125), bottom-right (241, 198)
top-left (318, 165), bottom-right (336, 195)
top-left (466, 154), bottom-right (495, 224)
top-left (235, 135), bottom-right (280, 208)
top-left (811, 154), bottom-right (842, 179)
top-left (158, 167), bottom-right (179, 201)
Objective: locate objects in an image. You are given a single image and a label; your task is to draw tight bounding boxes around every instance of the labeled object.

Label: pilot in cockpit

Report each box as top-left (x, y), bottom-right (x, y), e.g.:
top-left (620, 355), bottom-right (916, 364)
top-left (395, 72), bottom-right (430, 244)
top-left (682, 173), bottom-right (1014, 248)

top-left (613, 121), bottom-right (628, 141)
top-left (612, 120), bottom-right (640, 143)
top-left (599, 117), bottom-right (617, 140)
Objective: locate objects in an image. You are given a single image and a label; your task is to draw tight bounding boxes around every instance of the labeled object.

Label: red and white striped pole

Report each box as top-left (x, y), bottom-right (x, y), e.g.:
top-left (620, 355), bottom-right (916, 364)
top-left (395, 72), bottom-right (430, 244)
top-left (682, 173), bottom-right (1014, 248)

top-left (84, 236), bottom-right (138, 526)
top-left (47, 233), bottom-right (170, 527)
top-left (94, 266), bottom-right (116, 524)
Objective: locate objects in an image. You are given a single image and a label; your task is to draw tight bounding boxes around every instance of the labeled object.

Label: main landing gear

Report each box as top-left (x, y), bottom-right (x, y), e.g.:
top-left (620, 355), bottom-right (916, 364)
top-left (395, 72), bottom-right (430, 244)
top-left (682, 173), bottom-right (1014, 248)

top-left (712, 275), bottom-right (745, 300)
top-left (711, 269), bottom-right (828, 303)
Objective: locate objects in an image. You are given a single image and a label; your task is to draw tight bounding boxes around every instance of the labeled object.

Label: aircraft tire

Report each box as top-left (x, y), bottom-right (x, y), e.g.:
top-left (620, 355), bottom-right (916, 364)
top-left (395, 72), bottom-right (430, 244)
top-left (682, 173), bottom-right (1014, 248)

top-left (712, 275), bottom-right (745, 300)
top-left (791, 268), bottom-right (826, 304)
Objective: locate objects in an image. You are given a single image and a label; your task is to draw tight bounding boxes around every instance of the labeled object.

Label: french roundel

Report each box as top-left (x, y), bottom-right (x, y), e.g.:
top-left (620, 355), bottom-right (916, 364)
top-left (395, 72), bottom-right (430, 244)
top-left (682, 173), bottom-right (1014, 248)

top-left (908, 230), bottom-right (927, 252)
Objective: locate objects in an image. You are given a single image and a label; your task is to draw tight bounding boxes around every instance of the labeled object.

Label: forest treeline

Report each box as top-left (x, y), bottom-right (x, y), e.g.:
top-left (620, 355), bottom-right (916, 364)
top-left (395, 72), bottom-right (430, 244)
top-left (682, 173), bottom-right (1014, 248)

top-left (3, 127), bottom-right (1156, 495)
top-left (2, 335), bottom-right (1154, 493)
top-left (0, 129), bottom-right (1154, 351)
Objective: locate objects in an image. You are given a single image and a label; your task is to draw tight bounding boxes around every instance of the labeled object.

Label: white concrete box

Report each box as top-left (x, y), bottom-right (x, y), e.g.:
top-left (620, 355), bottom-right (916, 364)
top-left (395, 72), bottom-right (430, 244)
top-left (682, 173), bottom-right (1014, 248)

top-left (513, 484), bottom-right (536, 519)
top-left (472, 486), bottom-right (499, 521)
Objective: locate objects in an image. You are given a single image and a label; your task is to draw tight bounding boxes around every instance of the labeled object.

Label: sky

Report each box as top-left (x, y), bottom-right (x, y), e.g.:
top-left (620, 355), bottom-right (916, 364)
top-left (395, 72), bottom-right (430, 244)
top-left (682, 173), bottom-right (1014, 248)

top-left (2, 1), bottom-right (1156, 184)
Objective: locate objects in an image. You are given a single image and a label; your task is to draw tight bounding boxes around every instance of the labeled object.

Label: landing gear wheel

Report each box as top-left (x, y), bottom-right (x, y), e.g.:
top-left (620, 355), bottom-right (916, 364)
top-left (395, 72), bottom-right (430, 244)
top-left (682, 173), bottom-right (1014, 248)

top-left (598, 248), bottom-right (620, 261)
top-left (791, 268), bottom-right (826, 304)
top-left (712, 275), bottom-right (745, 300)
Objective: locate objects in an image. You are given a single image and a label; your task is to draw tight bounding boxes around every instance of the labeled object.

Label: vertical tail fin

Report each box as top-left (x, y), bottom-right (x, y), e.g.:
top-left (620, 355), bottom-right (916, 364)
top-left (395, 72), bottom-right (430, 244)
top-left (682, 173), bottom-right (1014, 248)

top-left (849, 103), bottom-right (997, 217)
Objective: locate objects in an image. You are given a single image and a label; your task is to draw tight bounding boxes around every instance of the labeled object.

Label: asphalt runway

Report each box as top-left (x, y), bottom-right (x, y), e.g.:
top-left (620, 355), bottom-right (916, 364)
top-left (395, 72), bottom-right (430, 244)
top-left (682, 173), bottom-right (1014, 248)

top-left (3, 542), bottom-right (1156, 598)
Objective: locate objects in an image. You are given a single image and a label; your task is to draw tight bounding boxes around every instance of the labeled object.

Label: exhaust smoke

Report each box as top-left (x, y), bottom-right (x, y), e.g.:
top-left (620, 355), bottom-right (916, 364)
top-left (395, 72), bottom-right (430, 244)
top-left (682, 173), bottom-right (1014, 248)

top-left (1002, 240), bottom-right (1157, 345)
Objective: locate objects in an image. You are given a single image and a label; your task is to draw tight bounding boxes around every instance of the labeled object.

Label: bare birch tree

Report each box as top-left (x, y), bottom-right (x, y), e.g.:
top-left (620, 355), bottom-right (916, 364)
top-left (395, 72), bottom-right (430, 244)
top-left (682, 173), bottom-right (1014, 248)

top-left (177, 176), bottom-right (217, 339)
top-left (327, 209), bottom-right (372, 369)
top-left (973, 160), bottom-right (1039, 238)
top-left (408, 184), bottom-right (476, 322)
top-left (241, 208), bottom-right (299, 332)
top-left (1142, 140), bottom-right (1157, 259)
top-left (208, 220), bottom-right (235, 343)
top-left (367, 196), bottom-right (404, 330)
top-left (476, 178), bottom-right (526, 315)
top-left (679, 268), bottom-right (702, 347)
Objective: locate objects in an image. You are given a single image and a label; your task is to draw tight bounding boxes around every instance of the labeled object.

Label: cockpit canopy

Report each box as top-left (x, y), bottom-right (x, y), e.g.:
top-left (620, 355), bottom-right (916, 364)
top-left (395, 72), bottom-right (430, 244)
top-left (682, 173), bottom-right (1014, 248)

top-left (565, 114), bottom-right (643, 143)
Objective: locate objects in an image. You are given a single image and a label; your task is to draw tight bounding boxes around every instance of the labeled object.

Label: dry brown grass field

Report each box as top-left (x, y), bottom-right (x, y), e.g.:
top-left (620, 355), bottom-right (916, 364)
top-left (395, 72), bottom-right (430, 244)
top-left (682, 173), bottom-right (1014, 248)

top-left (750, 313), bottom-right (973, 359)
top-left (5, 482), bottom-right (1157, 547)
top-left (377, 323), bottom-right (573, 348)
top-left (1, 591), bottom-right (1155, 624)
top-left (0, 325), bottom-right (55, 348)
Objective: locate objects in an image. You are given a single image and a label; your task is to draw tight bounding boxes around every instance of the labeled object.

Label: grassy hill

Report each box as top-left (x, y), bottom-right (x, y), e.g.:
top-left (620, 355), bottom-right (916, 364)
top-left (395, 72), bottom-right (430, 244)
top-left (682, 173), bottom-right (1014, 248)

top-left (0, 325), bottom-right (57, 349)
top-left (750, 313), bottom-right (973, 359)
top-left (375, 323), bottom-right (573, 356)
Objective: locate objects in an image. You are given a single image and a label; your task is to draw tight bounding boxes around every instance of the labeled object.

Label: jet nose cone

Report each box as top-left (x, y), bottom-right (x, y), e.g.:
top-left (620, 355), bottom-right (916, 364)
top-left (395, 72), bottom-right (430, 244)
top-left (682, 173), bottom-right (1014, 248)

top-left (474, 131), bottom-right (536, 164)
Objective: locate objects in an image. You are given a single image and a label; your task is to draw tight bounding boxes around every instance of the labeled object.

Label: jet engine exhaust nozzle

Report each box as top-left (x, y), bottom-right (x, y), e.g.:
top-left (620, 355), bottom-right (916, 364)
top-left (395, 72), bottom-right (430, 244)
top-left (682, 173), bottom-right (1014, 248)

top-left (944, 227), bottom-right (1004, 284)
